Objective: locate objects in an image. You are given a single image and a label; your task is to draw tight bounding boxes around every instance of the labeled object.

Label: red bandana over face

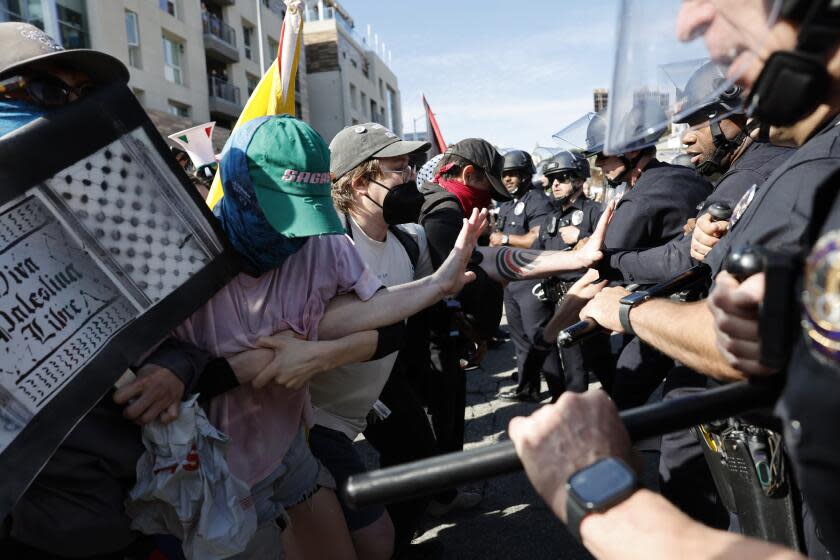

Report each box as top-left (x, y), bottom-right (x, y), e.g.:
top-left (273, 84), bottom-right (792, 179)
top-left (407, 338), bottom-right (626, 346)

top-left (434, 164), bottom-right (492, 216)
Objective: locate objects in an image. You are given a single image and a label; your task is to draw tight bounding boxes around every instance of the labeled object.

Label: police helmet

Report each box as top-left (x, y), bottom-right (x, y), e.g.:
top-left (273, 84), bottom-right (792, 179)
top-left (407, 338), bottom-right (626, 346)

top-left (674, 62), bottom-right (744, 125)
top-left (584, 114), bottom-right (607, 157)
top-left (544, 151), bottom-right (590, 180)
top-left (502, 150), bottom-right (536, 174)
top-left (607, 97), bottom-right (668, 155)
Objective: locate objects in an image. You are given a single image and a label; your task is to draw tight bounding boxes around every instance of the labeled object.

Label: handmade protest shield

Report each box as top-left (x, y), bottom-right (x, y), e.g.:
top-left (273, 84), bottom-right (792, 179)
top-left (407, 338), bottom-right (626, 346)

top-left (0, 84), bottom-right (240, 517)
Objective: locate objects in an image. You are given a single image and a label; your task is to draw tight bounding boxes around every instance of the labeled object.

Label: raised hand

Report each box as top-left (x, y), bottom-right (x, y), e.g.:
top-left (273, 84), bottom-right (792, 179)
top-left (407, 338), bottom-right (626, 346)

top-left (575, 200), bottom-right (615, 268)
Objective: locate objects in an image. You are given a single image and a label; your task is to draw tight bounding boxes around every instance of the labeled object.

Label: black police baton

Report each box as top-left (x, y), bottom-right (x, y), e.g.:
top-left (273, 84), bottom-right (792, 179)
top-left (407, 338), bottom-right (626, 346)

top-left (342, 379), bottom-right (780, 509)
top-left (557, 202), bottom-right (733, 348)
top-left (557, 263), bottom-right (711, 347)
top-left (342, 244), bottom-right (770, 510)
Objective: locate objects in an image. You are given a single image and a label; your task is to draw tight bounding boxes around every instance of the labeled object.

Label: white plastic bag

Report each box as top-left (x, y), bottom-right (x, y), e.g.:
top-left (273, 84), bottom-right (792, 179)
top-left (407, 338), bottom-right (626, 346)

top-left (126, 395), bottom-right (257, 559)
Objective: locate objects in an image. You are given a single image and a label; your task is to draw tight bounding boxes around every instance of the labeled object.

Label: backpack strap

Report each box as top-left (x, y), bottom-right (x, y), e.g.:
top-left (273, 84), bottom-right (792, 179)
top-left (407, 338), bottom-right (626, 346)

top-left (388, 225), bottom-right (420, 271)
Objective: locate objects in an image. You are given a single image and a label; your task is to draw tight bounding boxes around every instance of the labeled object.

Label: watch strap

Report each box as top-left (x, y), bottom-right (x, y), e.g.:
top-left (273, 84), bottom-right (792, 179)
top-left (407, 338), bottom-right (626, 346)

top-left (619, 299), bottom-right (636, 336)
top-left (565, 491), bottom-right (589, 541)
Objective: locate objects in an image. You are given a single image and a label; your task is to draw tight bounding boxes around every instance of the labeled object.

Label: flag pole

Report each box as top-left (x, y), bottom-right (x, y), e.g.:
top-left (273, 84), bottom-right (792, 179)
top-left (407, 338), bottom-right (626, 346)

top-left (256, 0), bottom-right (266, 73)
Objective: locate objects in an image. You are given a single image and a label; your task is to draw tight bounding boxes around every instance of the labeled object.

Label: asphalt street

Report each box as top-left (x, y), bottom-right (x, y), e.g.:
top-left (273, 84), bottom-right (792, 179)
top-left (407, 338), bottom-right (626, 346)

top-left (354, 324), bottom-right (595, 560)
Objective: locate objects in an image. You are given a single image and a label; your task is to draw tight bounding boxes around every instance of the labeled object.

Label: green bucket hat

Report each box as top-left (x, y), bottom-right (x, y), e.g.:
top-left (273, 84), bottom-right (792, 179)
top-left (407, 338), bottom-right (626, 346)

top-left (245, 115), bottom-right (343, 238)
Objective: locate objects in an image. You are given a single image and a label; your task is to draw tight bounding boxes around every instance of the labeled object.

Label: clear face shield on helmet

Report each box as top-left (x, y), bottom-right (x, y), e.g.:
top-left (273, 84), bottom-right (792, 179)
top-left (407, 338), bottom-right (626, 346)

top-left (553, 113), bottom-right (606, 158)
top-left (605, 0), bottom-right (782, 156)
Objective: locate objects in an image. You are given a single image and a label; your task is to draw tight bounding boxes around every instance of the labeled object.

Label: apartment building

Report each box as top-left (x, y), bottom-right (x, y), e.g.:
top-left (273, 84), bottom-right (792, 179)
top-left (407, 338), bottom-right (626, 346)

top-left (1, 0), bottom-right (311, 149)
top-left (302, 0), bottom-right (402, 142)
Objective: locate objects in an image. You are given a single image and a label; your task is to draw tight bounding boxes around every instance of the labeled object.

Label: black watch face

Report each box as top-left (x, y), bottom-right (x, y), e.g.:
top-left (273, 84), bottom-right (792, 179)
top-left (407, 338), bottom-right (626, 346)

top-left (568, 457), bottom-right (636, 509)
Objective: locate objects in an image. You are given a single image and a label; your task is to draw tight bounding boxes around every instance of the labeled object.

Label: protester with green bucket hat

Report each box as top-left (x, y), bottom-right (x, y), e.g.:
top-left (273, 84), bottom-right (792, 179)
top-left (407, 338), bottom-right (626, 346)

top-left (171, 114), bottom-right (489, 558)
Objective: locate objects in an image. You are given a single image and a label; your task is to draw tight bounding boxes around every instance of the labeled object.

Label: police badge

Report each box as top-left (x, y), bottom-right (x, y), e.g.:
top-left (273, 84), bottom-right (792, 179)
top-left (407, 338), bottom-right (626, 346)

top-left (801, 230), bottom-right (840, 364)
top-left (0, 85), bottom-right (239, 516)
top-left (514, 201), bottom-right (525, 215)
top-left (730, 184), bottom-right (757, 228)
top-left (571, 209), bottom-right (584, 226)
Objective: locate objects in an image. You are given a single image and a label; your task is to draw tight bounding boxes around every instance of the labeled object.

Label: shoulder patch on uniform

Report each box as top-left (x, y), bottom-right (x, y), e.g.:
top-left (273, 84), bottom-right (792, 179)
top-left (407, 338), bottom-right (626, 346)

top-left (802, 229), bottom-right (840, 364)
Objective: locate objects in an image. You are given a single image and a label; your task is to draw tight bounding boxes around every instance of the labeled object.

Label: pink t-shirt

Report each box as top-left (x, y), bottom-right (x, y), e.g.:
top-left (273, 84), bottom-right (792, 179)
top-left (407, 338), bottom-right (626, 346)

top-left (174, 234), bottom-right (381, 485)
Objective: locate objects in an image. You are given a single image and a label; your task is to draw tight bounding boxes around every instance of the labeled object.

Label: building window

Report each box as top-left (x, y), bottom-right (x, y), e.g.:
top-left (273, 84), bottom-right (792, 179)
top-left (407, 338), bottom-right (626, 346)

top-left (167, 100), bottom-right (190, 118)
top-left (243, 24), bottom-right (254, 61)
top-left (246, 73), bottom-right (259, 96)
top-left (0, 1), bottom-right (25, 22)
top-left (370, 99), bottom-right (377, 122)
top-left (379, 78), bottom-right (384, 100)
top-left (125, 10), bottom-right (141, 69)
top-left (351, 59), bottom-right (357, 69)
top-left (349, 83), bottom-right (358, 110)
top-left (267, 37), bottom-right (278, 58)
top-left (360, 92), bottom-right (367, 115)
top-left (159, 0), bottom-right (177, 18)
top-left (162, 36), bottom-right (183, 85)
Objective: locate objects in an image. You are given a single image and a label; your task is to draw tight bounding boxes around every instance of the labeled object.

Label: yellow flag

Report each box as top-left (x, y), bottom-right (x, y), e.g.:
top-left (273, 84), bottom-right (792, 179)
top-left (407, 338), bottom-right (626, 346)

top-left (205, 1), bottom-right (304, 209)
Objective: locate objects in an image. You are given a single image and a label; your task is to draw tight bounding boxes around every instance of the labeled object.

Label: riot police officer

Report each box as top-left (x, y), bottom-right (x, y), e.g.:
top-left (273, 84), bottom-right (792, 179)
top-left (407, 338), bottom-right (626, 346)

top-left (490, 150), bottom-right (553, 401)
top-left (555, 0), bottom-right (840, 553)
top-left (536, 152), bottom-right (604, 396)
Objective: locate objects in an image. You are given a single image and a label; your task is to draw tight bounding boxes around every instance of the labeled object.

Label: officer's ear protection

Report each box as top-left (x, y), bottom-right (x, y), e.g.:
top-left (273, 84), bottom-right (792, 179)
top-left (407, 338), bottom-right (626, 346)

top-left (748, 0), bottom-right (840, 126)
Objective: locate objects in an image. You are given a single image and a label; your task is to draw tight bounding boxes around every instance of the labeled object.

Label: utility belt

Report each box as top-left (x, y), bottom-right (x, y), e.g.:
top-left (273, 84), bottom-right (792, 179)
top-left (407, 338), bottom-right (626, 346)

top-left (696, 413), bottom-right (803, 550)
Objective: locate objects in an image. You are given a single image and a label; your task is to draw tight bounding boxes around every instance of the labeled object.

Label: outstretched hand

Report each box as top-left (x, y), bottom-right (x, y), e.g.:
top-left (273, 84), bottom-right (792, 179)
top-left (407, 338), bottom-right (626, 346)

top-left (575, 200), bottom-right (614, 268)
top-left (433, 208), bottom-right (489, 297)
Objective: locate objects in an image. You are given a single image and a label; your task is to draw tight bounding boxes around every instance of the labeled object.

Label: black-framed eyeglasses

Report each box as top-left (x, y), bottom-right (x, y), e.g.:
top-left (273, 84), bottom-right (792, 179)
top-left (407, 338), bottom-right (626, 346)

top-left (0, 75), bottom-right (98, 108)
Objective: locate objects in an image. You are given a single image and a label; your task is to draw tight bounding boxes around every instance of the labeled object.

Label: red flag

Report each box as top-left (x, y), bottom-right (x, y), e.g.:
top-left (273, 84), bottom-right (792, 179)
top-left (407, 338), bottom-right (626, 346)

top-left (422, 94), bottom-right (446, 157)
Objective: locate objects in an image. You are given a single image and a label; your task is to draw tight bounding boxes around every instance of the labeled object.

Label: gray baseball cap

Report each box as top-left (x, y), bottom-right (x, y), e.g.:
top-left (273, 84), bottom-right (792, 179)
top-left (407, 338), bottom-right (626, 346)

top-left (330, 122), bottom-right (430, 179)
top-left (0, 22), bottom-right (129, 84)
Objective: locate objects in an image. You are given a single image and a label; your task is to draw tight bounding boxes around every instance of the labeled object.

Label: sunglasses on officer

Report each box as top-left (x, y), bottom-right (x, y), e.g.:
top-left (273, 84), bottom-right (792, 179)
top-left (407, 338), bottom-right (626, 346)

top-left (547, 171), bottom-right (575, 184)
top-left (0, 74), bottom-right (97, 108)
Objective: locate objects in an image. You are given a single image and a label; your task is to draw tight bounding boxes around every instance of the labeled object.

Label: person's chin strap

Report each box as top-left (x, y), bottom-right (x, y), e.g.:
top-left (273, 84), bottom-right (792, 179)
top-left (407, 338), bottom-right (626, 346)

top-left (608, 151), bottom-right (648, 187)
top-left (696, 120), bottom-right (749, 176)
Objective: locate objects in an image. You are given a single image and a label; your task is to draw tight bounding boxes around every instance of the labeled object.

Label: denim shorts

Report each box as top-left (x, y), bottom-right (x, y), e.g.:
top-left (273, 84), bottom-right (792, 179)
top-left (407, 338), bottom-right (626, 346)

top-left (308, 424), bottom-right (386, 531)
top-left (250, 427), bottom-right (335, 528)
top-left (229, 428), bottom-right (335, 560)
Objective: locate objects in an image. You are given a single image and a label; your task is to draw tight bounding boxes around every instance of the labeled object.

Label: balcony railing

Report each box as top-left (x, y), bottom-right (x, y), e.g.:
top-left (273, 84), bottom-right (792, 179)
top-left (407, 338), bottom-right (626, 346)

top-left (208, 76), bottom-right (241, 106)
top-left (202, 13), bottom-right (236, 48)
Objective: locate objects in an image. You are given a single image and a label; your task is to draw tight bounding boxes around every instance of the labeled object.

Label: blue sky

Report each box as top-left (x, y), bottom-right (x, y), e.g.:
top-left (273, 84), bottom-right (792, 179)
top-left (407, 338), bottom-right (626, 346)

top-left (339, 0), bottom-right (620, 150)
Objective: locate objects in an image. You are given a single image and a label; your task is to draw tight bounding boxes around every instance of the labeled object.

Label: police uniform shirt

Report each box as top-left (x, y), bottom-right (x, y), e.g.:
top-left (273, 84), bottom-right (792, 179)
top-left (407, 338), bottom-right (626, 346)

top-left (777, 162), bottom-right (840, 556)
top-left (702, 139), bottom-right (795, 211)
top-left (496, 187), bottom-right (553, 237)
top-left (603, 159), bottom-right (713, 251)
top-left (597, 141), bottom-right (794, 284)
top-left (536, 196), bottom-right (604, 252)
top-left (704, 114), bottom-right (840, 278)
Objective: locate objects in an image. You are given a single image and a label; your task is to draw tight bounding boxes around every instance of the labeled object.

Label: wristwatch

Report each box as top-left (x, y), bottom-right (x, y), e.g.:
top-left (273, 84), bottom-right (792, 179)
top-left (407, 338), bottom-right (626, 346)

top-left (566, 457), bottom-right (638, 541)
top-left (618, 290), bottom-right (650, 336)
top-left (501, 233), bottom-right (510, 246)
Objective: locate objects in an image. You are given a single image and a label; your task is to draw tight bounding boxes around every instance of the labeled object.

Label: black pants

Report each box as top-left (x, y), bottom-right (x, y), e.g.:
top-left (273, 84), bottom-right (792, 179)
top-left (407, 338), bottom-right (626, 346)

top-left (427, 332), bottom-right (465, 454)
top-left (363, 365), bottom-right (456, 550)
top-left (611, 336), bottom-right (675, 410)
top-left (504, 283), bottom-right (564, 398)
